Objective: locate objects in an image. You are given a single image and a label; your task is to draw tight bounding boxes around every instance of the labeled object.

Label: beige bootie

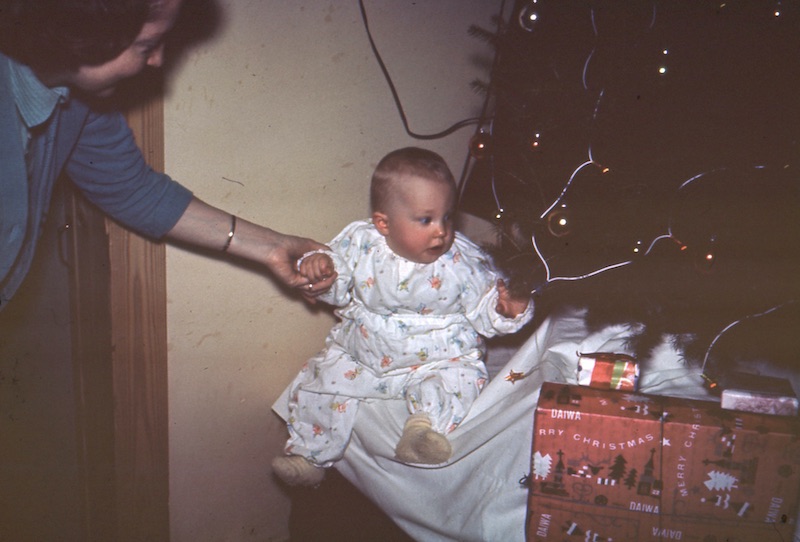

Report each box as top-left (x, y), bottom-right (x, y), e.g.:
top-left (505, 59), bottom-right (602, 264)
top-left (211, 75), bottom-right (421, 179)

top-left (272, 455), bottom-right (326, 487)
top-left (395, 413), bottom-right (452, 464)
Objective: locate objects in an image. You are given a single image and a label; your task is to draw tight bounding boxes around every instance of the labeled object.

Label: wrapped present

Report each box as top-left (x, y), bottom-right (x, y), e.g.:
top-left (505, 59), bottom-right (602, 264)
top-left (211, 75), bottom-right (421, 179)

top-left (527, 382), bottom-right (800, 541)
top-left (719, 372), bottom-right (799, 416)
top-left (576, 351), bottom-right (639, 391)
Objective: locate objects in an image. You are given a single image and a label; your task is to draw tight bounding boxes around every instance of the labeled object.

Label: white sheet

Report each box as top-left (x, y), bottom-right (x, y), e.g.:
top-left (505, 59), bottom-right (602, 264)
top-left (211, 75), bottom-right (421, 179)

top-left (273, 309), bottom-right (795, 541)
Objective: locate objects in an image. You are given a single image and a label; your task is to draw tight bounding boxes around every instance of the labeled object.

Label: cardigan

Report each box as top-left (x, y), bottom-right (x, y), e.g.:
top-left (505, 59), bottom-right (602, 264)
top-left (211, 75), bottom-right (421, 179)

top-left (0, 53), bottom-right (193, 308)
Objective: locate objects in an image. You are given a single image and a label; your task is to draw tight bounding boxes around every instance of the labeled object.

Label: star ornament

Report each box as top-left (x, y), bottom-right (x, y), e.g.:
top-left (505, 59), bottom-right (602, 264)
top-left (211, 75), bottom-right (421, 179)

top-left (505, 370), bottom-right (526, 384)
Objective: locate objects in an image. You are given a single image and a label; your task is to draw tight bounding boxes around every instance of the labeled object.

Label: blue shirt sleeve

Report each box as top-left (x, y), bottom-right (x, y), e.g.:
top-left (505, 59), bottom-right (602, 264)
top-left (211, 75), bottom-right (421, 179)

top-left (65, 109), bottom-right (193, 239)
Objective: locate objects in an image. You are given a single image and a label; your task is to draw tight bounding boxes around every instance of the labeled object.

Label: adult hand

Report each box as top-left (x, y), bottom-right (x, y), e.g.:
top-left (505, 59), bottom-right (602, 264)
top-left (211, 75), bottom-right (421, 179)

top-left (166, 198), bottom-right (336, 301)
top-left (264, 234), bottom-right (336, 302)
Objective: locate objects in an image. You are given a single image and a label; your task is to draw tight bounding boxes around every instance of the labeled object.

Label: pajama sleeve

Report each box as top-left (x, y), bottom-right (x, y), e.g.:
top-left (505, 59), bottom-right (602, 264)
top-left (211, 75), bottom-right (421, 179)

top-left (307, 220), bottom-right (371, 307)
top-left (458, 237), bottom-right (534, 336)
top-left (465, 284), bottom-right (533, 337)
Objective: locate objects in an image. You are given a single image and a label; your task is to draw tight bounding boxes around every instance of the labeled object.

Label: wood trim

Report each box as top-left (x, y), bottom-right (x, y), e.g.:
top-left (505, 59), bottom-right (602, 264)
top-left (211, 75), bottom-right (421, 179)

top-left (107, 86), bottom-right (170, 541)
top-left (66, 68), bottom-right (169, 542)
top-left (67, 185), bottom-right (116, 541)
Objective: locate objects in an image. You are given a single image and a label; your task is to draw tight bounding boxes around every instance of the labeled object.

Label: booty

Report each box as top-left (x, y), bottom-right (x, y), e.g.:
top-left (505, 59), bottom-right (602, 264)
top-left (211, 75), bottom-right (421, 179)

top-left (272, 455), bottom-right (327, 487)
top-left (394, 413), bottom-right (452, 464)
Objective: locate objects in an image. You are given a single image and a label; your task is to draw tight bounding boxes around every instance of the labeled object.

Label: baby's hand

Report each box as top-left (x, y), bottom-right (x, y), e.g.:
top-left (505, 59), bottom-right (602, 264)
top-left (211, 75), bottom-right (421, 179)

top-left (495, 279), bottom-right (530, 319)
top-left (298, 252), bottom-right (335, 285)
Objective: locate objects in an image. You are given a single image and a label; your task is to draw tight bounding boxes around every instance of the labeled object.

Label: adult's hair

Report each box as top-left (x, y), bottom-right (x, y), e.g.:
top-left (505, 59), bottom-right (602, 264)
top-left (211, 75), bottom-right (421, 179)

top-left (0, 0), bottom-right (162, 73)
top-left (370, 147), bottom-right (456, 213)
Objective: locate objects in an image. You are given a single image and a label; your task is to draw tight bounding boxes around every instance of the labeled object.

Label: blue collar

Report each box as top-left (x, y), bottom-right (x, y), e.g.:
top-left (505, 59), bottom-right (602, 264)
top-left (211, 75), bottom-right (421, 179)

top-left (7, 57), bottom-right (70, 130)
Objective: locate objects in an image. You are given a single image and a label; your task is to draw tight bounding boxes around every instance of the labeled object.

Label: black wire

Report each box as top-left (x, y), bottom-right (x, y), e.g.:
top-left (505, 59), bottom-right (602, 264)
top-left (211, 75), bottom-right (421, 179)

top-left (357, 0), bottom-right (482, 140)
top-left (357, 0), bottom-right (510, 209)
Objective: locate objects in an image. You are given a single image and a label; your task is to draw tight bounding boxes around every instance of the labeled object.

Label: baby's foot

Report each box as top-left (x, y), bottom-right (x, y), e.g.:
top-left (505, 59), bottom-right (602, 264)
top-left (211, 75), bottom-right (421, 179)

top-left (272, 454), bottom-right (326, 487)
top-left (395, 413), bottom-right (452, 464)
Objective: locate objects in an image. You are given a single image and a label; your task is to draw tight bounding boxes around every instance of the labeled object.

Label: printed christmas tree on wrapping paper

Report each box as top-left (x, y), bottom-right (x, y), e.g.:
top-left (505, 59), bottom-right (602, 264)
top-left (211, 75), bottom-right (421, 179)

top-left (533, 451), bottom-right (552, 480)
top-left (704, 470), bottom-right (739, 492)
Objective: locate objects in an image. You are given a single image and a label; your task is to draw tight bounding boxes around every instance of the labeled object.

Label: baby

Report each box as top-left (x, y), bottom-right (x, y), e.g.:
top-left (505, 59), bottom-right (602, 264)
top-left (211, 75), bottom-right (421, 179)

top-left (273, 147), bottom-right (533, 486)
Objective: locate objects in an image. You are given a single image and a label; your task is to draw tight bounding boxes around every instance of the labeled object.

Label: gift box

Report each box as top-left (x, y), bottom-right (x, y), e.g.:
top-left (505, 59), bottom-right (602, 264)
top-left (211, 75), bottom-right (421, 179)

top-left (527, 382), bottom-right (800, 541)
top-left (576, 352), bottom-right (639, 391)
top-left (719, 372), bottom-right (799, 416)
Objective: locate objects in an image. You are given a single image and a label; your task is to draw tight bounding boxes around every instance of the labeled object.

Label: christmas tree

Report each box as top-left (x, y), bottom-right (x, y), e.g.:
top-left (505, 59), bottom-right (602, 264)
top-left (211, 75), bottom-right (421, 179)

top-left (460, 0), bottom-right (800, 374)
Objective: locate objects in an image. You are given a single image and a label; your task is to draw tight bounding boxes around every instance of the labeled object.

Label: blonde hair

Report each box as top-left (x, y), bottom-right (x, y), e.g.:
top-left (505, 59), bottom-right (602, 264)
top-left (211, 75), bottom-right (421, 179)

top-left (370, 147), bottom-right (456, 213)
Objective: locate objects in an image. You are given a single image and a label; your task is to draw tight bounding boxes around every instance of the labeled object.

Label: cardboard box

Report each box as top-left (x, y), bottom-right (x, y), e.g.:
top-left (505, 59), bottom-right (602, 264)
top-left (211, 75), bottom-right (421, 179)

top-left (527, 382), bottom-right (800, 541)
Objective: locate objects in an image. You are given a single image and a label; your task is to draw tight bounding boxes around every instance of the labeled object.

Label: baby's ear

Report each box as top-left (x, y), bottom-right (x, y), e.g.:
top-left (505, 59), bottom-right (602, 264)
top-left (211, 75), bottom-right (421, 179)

top-left (372, 212), bottom-right (390, 236)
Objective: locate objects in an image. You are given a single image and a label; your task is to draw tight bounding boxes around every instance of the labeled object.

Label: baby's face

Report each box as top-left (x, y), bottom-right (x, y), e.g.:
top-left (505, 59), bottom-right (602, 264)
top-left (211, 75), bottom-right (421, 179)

top-left (380, 175), bottom-right (456, 264)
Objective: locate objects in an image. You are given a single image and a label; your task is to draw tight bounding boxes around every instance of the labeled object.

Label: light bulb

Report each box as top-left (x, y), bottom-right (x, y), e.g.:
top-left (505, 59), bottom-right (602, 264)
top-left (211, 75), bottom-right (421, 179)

top-left (518, 1), bottom-right (541, 32)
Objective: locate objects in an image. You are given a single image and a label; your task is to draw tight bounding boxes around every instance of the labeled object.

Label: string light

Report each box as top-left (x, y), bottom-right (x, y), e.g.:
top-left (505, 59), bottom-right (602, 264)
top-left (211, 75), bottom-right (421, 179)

top-left (699, 302), bottom-right (797, 388)
top-left (481, 119), bottom-right (505, 220)
top-left (641, 169), bottom-right (725, 256)
top-left (485, 3), bottom-right (798, 324)
top-left (530, 148), bottom-right (633, 293)
top-left (591, 89), bottom-right (605, 121)
top-left (528, 130), bottom-right (542, 151)
top-left (539, 149), bottom-right (605, 220)
top-left (527, 160), bottom-right (769, 295)
top-left (582, 48), bottom-right (595, 90)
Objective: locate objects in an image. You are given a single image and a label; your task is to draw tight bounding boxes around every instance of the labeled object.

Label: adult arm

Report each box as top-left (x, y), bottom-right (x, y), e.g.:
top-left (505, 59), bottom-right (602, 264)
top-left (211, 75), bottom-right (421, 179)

top-left (166, 197), bottom-right (333, 293)
top-left (65, 108), bottom-right (332, 295)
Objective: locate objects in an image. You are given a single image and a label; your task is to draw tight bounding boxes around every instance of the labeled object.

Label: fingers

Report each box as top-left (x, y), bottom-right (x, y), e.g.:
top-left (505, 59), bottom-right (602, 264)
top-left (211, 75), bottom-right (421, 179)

top-left (309, 272), bottom-right (336, 292)
top-left (291, 249), bottom-right (335, 303)
top-left (298, 253), bottom-right (334, 283)
top-left (496, 278), bottom-right (508, 293)
top-left (298, 270), bottom-right (337, 303)
top-left (495, 278), bottom-right (531, 318)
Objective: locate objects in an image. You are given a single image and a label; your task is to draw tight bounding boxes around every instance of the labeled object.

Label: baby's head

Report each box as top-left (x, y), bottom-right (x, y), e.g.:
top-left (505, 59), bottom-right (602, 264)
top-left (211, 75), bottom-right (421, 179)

top-left (370, 147), bottom-right (457, 264)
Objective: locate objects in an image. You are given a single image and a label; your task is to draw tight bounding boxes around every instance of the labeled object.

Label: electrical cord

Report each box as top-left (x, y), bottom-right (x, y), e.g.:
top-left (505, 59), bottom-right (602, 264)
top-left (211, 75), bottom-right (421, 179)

top-left (357, 0), bottom-right (485, 141)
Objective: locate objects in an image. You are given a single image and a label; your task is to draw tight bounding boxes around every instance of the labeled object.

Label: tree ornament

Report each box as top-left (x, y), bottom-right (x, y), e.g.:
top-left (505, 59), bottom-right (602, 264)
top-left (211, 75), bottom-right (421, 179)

top-left (469, 131), bottom-right (492, 159)
top-left (546, 205), bottom-right (571, 237)
top-left (518, 1), bottom-right (541, 32)
top-left (693, 235), bottom-right (717, 274)
top-left (527, 129), bottom-right (543, 153)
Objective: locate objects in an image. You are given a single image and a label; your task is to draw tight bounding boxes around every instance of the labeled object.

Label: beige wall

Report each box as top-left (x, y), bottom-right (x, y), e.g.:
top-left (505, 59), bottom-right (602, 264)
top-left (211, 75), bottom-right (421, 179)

top-left (164, 1), bottom-right (501, 540)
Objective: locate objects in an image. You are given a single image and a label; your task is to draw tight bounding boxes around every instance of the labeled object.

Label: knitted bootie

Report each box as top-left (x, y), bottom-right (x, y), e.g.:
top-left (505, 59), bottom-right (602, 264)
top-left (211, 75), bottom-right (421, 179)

top-left (395, 413), bottom-right (452, 464)
top-left (272, 455), bottom-right (327, 487)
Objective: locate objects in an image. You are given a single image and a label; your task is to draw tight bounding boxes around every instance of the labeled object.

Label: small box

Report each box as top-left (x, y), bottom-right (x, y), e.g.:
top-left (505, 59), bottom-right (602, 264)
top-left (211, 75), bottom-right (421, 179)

top-left (527, 382), bottom-right (800, 541)
top-left (576, 352), bottom-right (639, 391)
top-left (719, 372), bottom-right (799, 416)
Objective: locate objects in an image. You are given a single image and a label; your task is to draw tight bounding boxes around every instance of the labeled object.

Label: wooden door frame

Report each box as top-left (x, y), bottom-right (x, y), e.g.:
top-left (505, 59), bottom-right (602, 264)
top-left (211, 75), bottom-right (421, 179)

top-left (111, 94), bottom-right (170, 541)
top-left (70, 91), bottom-right (170, 541)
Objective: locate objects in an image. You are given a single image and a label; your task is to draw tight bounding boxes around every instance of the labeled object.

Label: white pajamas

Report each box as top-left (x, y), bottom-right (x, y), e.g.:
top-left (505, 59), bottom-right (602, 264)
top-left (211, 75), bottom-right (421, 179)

top-left (284, 220), bottom-right (533, 466)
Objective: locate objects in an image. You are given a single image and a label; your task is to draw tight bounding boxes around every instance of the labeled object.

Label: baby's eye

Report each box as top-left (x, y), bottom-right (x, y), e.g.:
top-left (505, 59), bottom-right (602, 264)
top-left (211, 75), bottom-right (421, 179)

top-left (419, 217), bottom-right (432, 225)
